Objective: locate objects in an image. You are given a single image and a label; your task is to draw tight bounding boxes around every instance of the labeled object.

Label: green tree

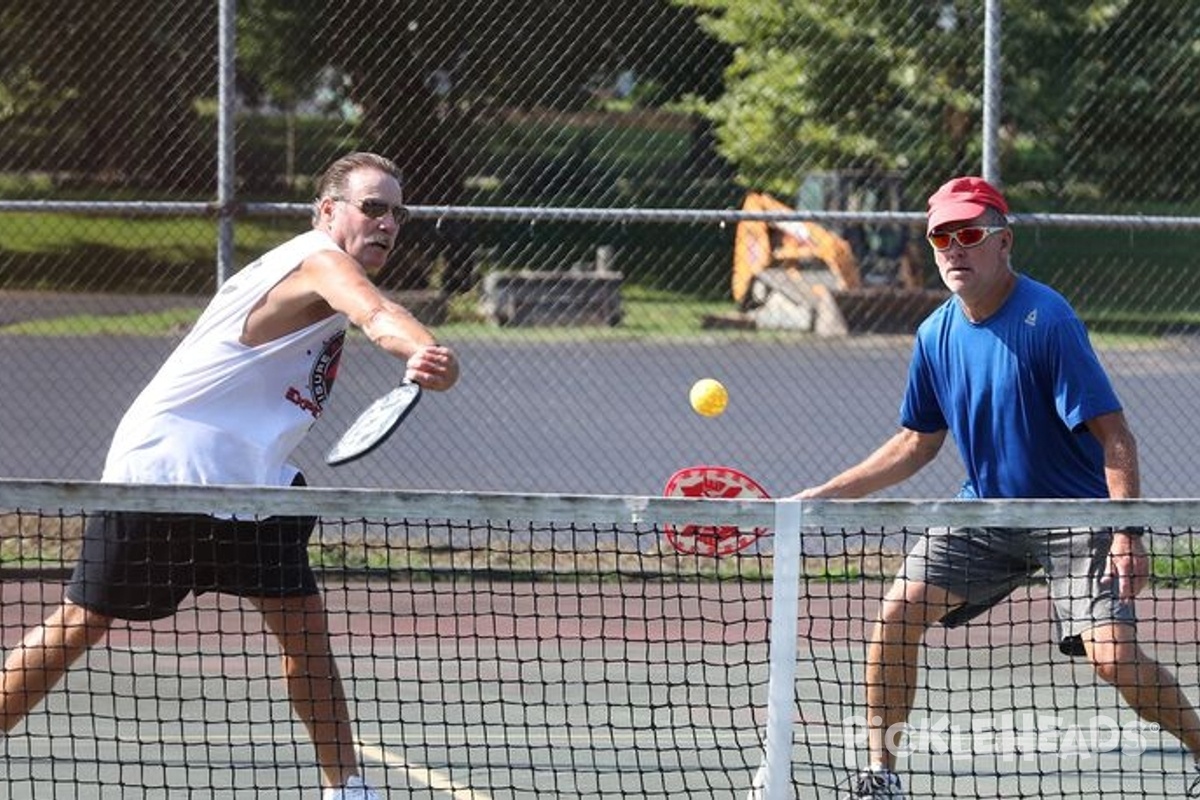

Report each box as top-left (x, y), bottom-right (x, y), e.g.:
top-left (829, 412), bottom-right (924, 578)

top-left (237, 0), bottom-right (330, 189)
top-left (1067, 1), bottom-right (1200, 204)
top-left (675, 0), bottom-right (992, 200)
top-left (234, 0), bottom-right (729, 286)
top-left (295, 1), bottom-right (725, 191)
top-left (0, 1), bottom-right (215, 188)
top-left (674, 0), bottom-right (1200, 206)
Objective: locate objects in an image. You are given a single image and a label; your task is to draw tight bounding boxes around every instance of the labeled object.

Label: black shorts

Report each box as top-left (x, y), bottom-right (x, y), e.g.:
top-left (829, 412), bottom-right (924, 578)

top-left (65, 491), bottom-right (318, 621)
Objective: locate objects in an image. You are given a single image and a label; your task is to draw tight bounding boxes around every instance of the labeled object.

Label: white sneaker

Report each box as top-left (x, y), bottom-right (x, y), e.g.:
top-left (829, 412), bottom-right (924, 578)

top-left (323, 775), bottom-right (381, 800)
top-left (845, 766), bottom-right (905, 799)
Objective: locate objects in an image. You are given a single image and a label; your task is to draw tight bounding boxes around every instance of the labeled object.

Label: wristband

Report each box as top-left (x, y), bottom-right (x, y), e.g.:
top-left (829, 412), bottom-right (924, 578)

top-left (1114, 526), bottom-right (1145, 538)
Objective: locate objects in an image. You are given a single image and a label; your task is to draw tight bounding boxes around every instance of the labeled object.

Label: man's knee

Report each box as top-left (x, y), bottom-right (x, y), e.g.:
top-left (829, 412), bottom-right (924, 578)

top-left (57, 600), bottom-right (115, 644)
top-left (879, 578), bottom-right (957, 622)
top-left (1084, 623), bottom-right (1142, 685)
top-left (868, 585), bottom-right (950, 652)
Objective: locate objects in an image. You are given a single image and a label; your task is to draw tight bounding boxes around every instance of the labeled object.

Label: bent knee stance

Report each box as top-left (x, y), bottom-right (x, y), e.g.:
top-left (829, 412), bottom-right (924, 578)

top-left (25, 601), bottom-right (115, 657)
top-left (874, 580), bottom-right (959, 641)
top-left (1085, 623), bottom-right (1144, 686)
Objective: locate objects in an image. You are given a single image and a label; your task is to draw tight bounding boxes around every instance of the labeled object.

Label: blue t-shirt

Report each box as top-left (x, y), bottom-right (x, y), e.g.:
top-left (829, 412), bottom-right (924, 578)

top-left (901, 275), bottom-right (1120, 499)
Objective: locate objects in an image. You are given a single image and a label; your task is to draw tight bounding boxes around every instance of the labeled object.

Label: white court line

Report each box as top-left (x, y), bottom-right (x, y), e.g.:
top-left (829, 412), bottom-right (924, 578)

top-left (358, 742), bottom-right (492, 800)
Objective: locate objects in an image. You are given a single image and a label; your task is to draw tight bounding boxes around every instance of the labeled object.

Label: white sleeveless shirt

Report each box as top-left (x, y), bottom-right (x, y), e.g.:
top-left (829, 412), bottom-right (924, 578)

top-left (103, 229), bottom-right (348, 486)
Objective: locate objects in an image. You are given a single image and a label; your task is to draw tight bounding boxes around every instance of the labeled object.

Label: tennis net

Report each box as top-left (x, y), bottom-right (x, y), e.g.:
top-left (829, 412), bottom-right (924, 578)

top-left (2, 481), bottom-right (1200, 799)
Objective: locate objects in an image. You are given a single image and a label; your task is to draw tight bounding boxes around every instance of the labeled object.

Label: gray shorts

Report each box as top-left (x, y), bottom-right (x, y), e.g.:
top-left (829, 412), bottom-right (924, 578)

top-left (900, 526), bottom-right (1134, 656)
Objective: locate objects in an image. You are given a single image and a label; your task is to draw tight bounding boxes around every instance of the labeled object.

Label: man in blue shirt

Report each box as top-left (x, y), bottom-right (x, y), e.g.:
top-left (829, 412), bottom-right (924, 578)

top-left (798, 176), bottom-right (1200, 799)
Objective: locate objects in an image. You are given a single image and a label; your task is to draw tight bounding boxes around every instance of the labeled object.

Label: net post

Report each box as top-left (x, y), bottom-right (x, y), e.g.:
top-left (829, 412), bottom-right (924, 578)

top-left (753, 497), bottom-right (803, 800)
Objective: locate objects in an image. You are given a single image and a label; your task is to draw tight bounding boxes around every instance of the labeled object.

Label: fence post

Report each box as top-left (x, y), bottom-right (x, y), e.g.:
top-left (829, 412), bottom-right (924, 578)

top-left (216, 0), bottom-right (237, 285)
top-left (982, 0), bottom-right (1002, 185)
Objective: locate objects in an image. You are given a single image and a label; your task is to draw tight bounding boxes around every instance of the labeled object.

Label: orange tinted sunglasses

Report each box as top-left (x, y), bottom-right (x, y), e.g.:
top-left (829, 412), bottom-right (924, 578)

top-left (927, 225), bottom-right (1007, 251)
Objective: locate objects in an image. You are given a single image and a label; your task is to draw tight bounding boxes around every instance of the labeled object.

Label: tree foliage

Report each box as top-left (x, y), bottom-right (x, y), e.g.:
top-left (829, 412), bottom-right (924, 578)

top-left (0, 1), bottom-right (215, 188)
top-left (3, 0), bottom-right (1195, 208)
top-left (674, 0), bottom-right (992, 199)
top-left (237, 0), bottom-right (327, 109)
top-left (675, 0), bottom-right (1200, 206)
top-left (1067, 1), bottom-right (1200, 203)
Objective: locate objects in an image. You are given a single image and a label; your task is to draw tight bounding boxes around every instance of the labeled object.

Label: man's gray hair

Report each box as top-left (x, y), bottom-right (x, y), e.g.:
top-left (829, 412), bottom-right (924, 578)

top-left (312, 152), bottom-right (403, 222)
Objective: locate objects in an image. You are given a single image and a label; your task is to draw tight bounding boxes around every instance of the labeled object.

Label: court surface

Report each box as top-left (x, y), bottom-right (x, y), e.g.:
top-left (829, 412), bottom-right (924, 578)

top-left (3, 575), bottom-right (1197, 798)
top-left (7, 333), bottom-right (1200, 499)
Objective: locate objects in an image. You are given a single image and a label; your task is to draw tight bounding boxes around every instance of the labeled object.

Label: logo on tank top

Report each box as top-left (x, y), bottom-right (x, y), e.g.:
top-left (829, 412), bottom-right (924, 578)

top-left (310, 330), bottom-right (345, 409)
top-left (287, 330), bottom-right (345, 419)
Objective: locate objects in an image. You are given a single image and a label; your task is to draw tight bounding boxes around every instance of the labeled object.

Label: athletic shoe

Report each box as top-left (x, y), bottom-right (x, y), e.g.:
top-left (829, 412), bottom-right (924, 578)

top-left (845, 767), bottom-right (905, 799)
top-left (323, 775), bottom-right (381, 800)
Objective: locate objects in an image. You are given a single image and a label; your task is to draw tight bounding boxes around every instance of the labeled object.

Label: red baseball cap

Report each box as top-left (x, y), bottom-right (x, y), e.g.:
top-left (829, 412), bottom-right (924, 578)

top-left (926, 176), bottom-right (1009, 233)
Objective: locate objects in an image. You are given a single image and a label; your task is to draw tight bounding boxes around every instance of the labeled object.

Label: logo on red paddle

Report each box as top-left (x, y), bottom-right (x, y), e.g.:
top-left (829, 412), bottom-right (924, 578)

top-left (662, 466), bottom-right (770, 556)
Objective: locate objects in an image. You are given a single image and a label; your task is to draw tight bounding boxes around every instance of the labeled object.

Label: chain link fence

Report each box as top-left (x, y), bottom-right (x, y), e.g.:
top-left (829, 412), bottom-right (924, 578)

top-left (2, 0), bottom-right (1199, 496)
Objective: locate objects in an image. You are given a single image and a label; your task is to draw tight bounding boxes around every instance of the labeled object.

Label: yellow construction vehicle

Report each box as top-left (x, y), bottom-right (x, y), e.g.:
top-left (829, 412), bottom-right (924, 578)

top-left (725, 171), bottom-right (943, 335)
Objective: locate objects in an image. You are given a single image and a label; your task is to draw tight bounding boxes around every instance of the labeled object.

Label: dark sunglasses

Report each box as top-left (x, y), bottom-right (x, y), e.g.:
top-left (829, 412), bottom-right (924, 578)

top-left (927, 225), bottom-right (1007, 252)
top-left (336, 197), bottom-right (410, 224)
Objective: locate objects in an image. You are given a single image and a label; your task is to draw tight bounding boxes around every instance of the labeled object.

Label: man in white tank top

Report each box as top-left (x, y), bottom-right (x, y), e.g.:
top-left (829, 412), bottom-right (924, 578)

top-left (0, 153), bottom-right (458, 800)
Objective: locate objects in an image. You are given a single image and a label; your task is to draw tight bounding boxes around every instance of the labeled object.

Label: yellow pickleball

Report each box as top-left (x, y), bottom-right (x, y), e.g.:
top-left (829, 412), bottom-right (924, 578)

top-left (689, 378), bottom-right (729, 418)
